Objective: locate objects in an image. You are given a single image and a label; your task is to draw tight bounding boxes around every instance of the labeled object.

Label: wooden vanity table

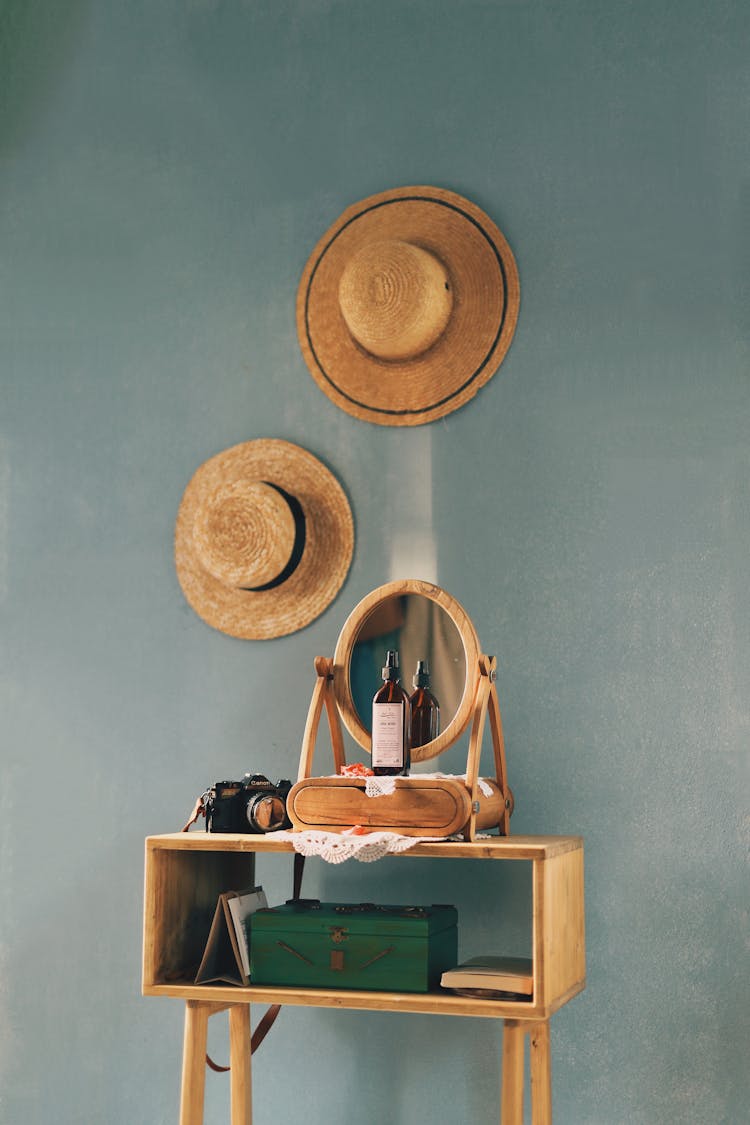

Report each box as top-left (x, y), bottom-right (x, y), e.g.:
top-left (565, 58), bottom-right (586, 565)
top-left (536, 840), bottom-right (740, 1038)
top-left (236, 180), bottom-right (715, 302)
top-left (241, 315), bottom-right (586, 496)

top-left (142, 831), bottom-right (584, 1124)
top-left (143, 581), bottom-right (585, 1122)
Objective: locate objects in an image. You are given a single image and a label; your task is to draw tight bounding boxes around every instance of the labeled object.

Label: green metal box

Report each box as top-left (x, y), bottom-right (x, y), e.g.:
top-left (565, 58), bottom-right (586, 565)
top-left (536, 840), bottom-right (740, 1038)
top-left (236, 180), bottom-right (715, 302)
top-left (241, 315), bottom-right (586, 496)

top-left (250, 900), bottom-right (458, 993)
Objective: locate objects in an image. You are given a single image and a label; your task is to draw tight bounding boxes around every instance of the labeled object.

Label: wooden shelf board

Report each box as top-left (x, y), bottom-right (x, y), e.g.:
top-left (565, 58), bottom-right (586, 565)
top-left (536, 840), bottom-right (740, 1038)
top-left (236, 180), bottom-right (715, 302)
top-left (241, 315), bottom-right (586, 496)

top-left (141, 979), bottom-right (560, 1020)
top-left (146, 832), bottom-right (582, 861)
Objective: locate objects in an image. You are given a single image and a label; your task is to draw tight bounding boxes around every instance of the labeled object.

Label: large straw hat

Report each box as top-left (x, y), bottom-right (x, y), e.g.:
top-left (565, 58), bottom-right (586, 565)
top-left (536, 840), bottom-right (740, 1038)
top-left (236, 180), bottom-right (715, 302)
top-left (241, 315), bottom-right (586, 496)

top-left (297, 185), bottom-right (520, 426)
top-left (175, 439), bottom-right (354, 639)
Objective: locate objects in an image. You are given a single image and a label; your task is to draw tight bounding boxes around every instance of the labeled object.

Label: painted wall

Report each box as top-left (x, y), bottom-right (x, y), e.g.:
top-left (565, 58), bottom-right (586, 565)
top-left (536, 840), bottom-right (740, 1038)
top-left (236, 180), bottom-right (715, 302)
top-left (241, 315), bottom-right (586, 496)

top-left (1, 1), bottom-right (747, 1122)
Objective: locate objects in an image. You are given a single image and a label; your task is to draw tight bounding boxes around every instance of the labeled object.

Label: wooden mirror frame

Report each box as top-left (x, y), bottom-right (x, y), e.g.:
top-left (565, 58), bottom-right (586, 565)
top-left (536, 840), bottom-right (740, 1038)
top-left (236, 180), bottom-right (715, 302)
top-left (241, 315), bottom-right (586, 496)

top-left (332, 579), bottom-right (481, 762)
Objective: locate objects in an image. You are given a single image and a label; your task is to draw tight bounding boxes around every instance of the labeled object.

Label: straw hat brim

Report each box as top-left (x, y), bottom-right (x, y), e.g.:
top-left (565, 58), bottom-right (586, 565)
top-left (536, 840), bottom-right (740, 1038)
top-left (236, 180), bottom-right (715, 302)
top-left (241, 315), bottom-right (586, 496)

top-left (175, 440), bottom-right (354, 640)
top-left (297, 185), bottom-right (520, 427)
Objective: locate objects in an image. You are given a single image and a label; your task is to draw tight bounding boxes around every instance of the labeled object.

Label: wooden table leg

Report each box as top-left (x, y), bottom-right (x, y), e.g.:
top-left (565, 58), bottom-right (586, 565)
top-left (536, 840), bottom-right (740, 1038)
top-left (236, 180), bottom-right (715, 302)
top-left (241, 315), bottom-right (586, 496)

top-left (529, 1019), bottom-right (552, 1125)
top-left (501, 1019), bottom-right (526, 1125)
top-left (180, 1001), bottom-right (210, 1125)
top-left (229, 1004), bottom-right (252, 1125)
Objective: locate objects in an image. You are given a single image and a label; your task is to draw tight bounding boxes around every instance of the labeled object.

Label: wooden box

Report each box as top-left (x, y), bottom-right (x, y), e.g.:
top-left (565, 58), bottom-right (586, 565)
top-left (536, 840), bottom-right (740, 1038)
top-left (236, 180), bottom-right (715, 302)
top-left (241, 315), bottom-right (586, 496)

top-left (250, 899), bottom-right (458, 993)
top-left (286, 775), bottom-right (505, 837)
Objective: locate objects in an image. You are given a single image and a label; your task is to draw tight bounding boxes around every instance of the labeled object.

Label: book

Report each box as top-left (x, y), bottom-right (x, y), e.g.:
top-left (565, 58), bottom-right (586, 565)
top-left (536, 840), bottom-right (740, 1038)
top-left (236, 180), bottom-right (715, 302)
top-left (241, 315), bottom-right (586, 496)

top-left (440, 955), bottom-right (533, 996)
top-left (194, 886), bottom-right (268, 986)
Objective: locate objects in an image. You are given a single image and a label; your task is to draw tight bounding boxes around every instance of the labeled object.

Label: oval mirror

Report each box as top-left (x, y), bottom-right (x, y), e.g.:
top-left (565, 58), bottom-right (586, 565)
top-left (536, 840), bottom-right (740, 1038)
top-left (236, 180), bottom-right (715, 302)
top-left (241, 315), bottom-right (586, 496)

top-left (333, 580), bottom-right (480, 762)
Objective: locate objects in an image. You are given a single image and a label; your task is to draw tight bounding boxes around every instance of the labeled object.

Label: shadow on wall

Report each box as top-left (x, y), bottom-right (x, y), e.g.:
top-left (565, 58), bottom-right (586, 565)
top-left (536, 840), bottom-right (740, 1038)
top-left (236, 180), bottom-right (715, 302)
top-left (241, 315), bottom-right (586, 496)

top-left (0, 0), bottom-right (91, 154)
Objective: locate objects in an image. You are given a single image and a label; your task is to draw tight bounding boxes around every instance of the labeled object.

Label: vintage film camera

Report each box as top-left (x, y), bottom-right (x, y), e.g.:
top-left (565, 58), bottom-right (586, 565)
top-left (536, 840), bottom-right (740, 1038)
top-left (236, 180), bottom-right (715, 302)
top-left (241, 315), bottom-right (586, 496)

top-left (205, 773), bottom-right (292, 834)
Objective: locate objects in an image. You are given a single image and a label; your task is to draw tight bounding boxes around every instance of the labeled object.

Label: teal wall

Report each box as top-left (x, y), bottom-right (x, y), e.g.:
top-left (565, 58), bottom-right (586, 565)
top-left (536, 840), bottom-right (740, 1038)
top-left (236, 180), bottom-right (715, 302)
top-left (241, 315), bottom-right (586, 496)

top-left (1, 1), bottom-right (748, 1122)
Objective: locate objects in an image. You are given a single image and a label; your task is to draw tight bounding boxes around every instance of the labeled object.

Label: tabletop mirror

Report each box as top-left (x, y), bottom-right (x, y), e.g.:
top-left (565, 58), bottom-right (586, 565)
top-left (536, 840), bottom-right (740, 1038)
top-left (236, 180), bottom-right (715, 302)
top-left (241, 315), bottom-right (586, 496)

top-left (292, 578), bottom-right (512, 839)
top-left (333, 580), bottom-right (480, 762)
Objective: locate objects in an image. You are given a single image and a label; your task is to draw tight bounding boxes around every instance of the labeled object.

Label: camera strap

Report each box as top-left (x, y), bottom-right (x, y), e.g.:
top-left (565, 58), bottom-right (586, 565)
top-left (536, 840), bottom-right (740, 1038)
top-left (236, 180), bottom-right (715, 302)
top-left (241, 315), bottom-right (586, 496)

top-left (205, 1004), bottom-right (282, 1072)
top-left (181, 793), bottom-right (208, 832)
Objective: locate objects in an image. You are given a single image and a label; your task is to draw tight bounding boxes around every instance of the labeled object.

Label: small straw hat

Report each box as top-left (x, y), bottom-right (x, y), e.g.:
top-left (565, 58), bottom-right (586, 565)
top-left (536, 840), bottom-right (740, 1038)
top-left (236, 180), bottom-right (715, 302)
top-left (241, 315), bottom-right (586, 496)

top-left (175, 439), bottom-right (354, 639)
top-left (297, 185), bottom-right (520, 426)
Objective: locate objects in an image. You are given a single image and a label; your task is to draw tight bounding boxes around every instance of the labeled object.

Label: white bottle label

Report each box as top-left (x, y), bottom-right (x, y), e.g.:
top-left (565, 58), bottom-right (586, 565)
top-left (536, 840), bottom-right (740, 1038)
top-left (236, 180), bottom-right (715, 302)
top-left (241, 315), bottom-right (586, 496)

top-left (371, 702), bottom-right (405, 767)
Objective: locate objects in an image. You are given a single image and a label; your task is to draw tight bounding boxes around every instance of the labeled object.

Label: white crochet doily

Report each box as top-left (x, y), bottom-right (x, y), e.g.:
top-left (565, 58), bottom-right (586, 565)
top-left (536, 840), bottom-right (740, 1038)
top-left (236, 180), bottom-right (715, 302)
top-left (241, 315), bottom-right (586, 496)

top-left (271, 829), bottom-right (449, 864)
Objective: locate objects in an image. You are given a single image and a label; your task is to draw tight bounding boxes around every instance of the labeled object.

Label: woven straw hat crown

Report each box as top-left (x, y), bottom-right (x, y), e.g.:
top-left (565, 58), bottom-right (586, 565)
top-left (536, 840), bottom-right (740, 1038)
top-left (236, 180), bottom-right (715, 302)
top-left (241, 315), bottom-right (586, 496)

top-left (175, 440), bottom-right (353, 639)
top-left (337, 239), bottom-right (454, 362)
top-left (193, 480), bottom-right (298, 590)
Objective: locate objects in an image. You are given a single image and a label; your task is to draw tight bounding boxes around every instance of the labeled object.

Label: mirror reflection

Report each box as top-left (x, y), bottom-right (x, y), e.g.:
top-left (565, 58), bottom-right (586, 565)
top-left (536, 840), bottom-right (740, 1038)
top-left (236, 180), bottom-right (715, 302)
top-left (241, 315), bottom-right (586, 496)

top-left (350, 594), bottom-right (466, 746)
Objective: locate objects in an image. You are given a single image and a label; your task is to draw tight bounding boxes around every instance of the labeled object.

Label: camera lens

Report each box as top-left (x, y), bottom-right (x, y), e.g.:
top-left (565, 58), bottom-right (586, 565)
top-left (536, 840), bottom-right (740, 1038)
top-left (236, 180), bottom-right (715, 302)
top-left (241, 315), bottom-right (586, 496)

top-left (246, 793), bottom-right (287, 832)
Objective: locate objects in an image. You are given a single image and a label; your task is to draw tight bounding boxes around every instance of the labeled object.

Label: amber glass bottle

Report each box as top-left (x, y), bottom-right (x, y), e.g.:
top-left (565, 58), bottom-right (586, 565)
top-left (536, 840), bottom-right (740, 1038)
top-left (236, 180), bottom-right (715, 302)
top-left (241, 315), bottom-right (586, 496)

top-left (371, 649), bottom-right (411, 776)
top-left (409, 660), bottom-right (440, 749)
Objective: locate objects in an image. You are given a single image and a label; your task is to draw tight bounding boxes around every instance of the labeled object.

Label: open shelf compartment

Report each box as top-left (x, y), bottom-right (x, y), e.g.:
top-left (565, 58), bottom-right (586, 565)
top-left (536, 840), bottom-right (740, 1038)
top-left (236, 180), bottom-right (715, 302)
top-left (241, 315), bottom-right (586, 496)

top-left (142, 833), bottom-right (584, 1022)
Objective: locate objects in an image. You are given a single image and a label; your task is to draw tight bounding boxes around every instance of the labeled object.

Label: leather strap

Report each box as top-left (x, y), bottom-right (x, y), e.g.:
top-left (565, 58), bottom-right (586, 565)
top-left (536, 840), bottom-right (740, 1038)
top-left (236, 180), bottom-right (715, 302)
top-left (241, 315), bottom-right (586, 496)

top-left (206, 1053), bottom-right (229, 1074)
top-left (292, 852), bottom-right (306, 900)
top-left (251, 1003), bottom-right (282, 1052)
top-left (181, 795), bottom-right (206, 833)
top-left (206, 1004), bottom-right (282, 1071)
top-left (203, 850), bottom-right (305, 1072)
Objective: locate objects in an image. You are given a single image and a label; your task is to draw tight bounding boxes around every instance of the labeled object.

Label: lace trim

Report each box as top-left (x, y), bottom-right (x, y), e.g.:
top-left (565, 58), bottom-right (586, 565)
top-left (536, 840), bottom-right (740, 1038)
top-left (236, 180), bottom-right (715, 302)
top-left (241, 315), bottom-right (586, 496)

top-left (271, 829), bottom-right (449, 864)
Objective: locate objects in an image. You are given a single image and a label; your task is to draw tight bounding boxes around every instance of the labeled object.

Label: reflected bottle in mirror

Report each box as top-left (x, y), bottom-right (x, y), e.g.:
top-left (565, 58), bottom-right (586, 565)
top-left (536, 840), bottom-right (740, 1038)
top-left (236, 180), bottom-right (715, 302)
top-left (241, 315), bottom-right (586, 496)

top-left (409, 660), bottom-right (440, 749)
top-left (371, 649), bottom-right (411, 776)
